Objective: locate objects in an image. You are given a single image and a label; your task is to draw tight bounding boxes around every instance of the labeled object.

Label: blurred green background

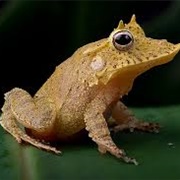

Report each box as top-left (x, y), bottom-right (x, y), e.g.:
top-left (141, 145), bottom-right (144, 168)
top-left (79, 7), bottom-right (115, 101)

top-left (0, 1), bottom-right (180, 180)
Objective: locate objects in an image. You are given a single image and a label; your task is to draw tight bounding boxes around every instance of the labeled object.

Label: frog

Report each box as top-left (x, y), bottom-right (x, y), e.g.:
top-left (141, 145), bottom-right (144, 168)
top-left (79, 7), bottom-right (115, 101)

top-left (1, 15), bottom-right (180, 165)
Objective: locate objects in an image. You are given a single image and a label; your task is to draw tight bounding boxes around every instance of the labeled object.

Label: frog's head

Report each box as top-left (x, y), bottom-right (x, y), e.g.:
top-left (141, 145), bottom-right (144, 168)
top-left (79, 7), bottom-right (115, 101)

top-left (83, 15), bottom-right (180, 86)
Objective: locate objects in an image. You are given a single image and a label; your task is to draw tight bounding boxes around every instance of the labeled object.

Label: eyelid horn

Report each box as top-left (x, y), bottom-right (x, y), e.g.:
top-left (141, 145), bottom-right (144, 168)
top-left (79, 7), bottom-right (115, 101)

top-left (130, 14), bottom-right (136, 23)
top-left (116, 20), bottom-right (125, 29)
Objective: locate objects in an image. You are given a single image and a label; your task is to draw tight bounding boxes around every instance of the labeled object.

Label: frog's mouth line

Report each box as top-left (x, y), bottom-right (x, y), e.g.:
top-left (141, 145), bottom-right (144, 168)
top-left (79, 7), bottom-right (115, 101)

top-left (99, 43), bottom-right (180, 85)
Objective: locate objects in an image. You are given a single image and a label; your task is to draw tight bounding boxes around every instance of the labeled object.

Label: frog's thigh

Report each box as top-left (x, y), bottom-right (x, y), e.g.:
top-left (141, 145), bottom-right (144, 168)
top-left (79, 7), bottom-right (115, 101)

top-left (0, 105), bottom-right (60, 153)
top-left (6, 88), bottom-right (56, 132)
top-left (111, 101), bottom-right (160, 133)
top-left (0, 88), bottom-right (60, 153)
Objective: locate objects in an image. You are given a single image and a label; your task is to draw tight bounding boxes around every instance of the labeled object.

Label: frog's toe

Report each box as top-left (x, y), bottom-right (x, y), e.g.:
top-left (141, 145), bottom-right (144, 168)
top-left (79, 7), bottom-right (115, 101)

top-left (20, 133), bottom-right (62, 154)
top-left (15, 136), bottom-right (22, 143)
top-left (121, 155), bottom-right (139, 165)
top-left (110, 148), bottom-right (138, 165)
top-left (134, 121), bottom-right (161, 133)
top-left (44, 144), bottom-right (61, 154)
top-left (110, 121), bottom-right (161, 134)
top-left (97, 142), bottom-right (138, 165)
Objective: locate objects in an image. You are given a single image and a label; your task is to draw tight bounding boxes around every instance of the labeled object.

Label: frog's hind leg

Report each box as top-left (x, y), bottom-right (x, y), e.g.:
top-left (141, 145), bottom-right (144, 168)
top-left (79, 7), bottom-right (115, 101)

top-left (0, 110), bottom-right (60, 153)
top-left (0, 88), bottom-right (61, 154)
top-left (110, 101), bottom-right (160, 133)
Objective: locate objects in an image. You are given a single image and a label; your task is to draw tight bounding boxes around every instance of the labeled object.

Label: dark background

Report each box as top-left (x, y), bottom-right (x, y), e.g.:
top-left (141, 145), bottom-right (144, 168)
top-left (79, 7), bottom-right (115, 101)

top-left (0, 0), bottom-right (180, 108)
top-left (0, 2), bottom-right (180, 179)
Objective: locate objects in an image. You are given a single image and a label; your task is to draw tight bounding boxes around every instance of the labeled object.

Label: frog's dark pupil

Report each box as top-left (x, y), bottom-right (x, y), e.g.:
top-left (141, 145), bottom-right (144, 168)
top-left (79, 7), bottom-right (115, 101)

top-left (115, 34), bottom-right (132, 45)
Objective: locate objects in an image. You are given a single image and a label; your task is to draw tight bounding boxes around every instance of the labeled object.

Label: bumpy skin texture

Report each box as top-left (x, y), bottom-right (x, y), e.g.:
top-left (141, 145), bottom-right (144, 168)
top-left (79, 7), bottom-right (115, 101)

top-left (1, 15), bottom-right (180, 165)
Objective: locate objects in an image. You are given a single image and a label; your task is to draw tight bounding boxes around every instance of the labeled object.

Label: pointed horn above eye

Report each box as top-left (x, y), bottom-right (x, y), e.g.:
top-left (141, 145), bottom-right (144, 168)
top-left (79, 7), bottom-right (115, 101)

top-left (117, 20), bottom-right (124, 29)
top-left (130, 14), bottom-right (136, 23)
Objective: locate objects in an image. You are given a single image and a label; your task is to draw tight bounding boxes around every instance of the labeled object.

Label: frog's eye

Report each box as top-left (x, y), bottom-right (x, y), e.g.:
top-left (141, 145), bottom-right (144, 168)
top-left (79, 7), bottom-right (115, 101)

top-left (112, 30), bottom-right (134, 50)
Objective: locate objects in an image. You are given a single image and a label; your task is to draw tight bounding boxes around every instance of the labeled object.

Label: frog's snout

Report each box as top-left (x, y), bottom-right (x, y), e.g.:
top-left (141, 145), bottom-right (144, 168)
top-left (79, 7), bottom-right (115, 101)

top-left (176, 43), bottom-right (180, 51)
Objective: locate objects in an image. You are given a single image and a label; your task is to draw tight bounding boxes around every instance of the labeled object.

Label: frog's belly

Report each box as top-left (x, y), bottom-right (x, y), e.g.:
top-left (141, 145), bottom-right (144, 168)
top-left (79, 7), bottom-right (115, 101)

top-left (26, 116), bottom-right (85, 142)
top-left (55, 116), bottom-right (85, 139)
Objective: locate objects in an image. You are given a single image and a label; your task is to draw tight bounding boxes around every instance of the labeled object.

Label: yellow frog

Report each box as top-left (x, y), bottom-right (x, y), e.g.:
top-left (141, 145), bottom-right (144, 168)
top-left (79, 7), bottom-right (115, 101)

top-left (1, 15), bottom-right (180, 165)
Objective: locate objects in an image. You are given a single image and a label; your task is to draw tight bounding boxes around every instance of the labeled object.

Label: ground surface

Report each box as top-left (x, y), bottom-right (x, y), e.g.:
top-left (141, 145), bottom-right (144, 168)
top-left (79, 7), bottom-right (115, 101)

top-left (0, 106), bottom-right (180, 180)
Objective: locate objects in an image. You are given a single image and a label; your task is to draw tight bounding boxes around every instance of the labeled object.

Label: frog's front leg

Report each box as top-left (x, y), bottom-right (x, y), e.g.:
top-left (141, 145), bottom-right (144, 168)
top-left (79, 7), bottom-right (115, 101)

top-left (111, 101), bottom-right (160, 133)
top-left (0, 88), bottom-right (60, 153)
top-left (84, 96), bottom-right (138, 165)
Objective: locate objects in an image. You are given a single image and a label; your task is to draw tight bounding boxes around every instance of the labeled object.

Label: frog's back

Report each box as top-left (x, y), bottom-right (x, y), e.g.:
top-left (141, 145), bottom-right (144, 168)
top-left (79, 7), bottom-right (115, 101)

top-left (35, 55), bottom-right (77, 111)
top-left (35, 38), bottom-right (107, 108)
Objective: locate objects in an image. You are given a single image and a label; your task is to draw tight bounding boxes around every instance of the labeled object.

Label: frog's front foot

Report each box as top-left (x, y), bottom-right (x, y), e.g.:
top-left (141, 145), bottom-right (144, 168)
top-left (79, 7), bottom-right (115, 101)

top-left (111, 120), bottom-right (160, 134)
top-left (96, 138), bottom-right (138, 165)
